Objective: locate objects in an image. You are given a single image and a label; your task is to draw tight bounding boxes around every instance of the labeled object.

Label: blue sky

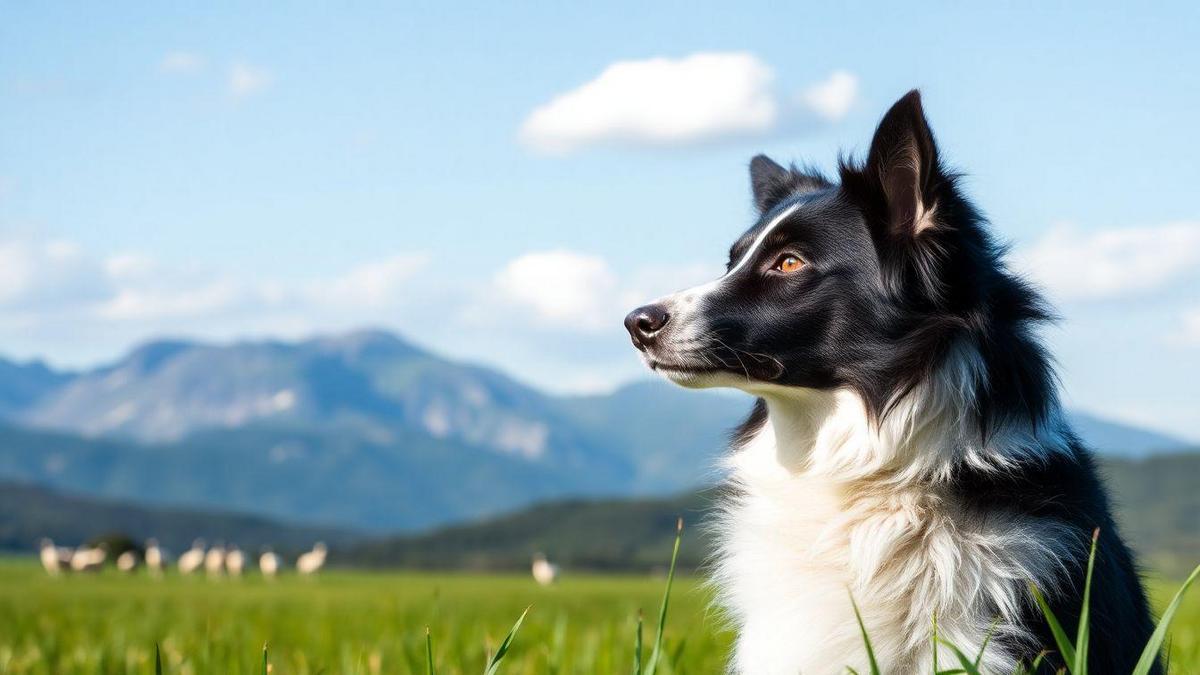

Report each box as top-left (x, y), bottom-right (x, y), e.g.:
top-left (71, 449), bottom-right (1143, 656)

top-left (1, 2), bottom-right (1198, 440)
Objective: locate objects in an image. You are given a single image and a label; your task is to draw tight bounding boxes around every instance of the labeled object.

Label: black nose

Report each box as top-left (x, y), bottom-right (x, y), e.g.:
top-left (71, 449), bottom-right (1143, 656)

top-left (624, 304), bottom-right (670, 350)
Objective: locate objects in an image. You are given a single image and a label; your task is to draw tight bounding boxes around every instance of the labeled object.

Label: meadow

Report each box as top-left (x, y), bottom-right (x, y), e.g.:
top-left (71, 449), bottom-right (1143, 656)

top-left (0, 558), bottom-right (1196, 674)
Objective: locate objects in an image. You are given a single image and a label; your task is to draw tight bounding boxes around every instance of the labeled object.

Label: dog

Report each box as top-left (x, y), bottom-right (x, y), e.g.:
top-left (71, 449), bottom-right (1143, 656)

top-left (624, 91), bottom-right (1158, 674)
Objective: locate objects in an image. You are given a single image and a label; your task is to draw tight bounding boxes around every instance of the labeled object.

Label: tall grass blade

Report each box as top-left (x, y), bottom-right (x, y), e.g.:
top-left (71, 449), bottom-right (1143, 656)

top-left (849, 593), bottom-right (881, 675)
top-left (1072, 529), bottom-right (1099, 675)
top-left (484, 605), bottom-right (531, 675)
top-left (261, 642), bottom-right (269, 675)
top-left (1131, 562), bottom-right (1200, 675)
top-left (155, 643), bottom-right (162, 675)
top-left (644, 518), bottom-right (683, 675)
top-left (425, 627), bottom-right (435, 675)
top-left (935, 638), bottom-right (982, 675)
top-left (1028, 583), bottom-right (1076, 667)
top-left (633, 609), bottom-right (644, 675)
top-left (932, 614), bottom-right (939, 674)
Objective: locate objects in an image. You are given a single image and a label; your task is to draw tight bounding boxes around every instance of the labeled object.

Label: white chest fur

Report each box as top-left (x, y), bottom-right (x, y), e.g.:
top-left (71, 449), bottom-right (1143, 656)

top-left (710, 391), bottom-right (1077, 674)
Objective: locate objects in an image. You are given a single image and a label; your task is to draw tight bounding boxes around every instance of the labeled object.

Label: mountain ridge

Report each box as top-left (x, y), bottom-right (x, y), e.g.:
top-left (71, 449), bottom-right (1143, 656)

top-left (0, 328), bottom-right (1192, 532)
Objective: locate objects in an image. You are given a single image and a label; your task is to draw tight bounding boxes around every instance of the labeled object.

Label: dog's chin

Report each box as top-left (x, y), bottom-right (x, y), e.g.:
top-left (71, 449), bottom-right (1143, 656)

top-left (643, 356), bottom-right (729, 389)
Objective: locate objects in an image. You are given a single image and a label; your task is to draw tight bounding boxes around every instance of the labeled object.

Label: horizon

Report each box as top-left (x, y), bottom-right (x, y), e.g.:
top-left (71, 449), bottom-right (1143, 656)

top-left (3, 3), bottom-right (1198, 440)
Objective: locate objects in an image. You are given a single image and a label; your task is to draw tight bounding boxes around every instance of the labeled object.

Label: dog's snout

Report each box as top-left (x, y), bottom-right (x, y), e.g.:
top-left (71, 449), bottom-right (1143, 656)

top-left (624, 304), bottom-right (670, 350)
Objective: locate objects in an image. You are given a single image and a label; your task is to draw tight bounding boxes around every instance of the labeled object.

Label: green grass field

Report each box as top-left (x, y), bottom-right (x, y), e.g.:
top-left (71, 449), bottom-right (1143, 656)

top-left (0, 559), bottom-right (1195, 674)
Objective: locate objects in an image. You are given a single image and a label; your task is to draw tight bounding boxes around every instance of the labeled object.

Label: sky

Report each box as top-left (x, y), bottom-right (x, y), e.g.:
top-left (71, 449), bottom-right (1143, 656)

top-left (1, 2), bottom-right (1198, 440)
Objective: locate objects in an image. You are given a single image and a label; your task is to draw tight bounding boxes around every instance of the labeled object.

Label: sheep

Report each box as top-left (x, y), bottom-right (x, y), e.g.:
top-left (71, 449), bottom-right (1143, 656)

top-left (116, 550), bottom-right (139, 573)
top-left (178, 539), bottom-right (206, 575)
top-left (259, 549), bottom-right (281, 579)
top-left (144, 538), bottom-right (166, 576)
top-left (204, 542), bottom-right (226, 578)
top-left (531, 553), bottom-right (559, 586)
top-left (224, 545), bottom-right (246, 577)
top-left (70, 544), bottom-right (107, 572)
top-left (296, 542), bottom-right (327, 576)
top-left (39, 538), bottom-right (72, 576)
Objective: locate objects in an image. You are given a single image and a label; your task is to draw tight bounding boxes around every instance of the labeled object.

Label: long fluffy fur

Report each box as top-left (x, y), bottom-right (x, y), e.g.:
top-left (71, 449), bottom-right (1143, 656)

top-left (710, 350), bottom-right (1083, 673)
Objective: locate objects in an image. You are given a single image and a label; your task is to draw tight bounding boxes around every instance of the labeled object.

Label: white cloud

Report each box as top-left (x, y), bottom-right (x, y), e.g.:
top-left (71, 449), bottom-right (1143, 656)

top-left (1015, 222), bottom-right (1200, 300)
top-left (229, 63), bottom-right (272, 97)
top-left (310, 253), bottom-right (431, 307)
top-left (494, 250), bottom-right (618, 329)
top-left (0, 239), bottom-right (111, 310)
top-left (159, 51), bottom-right (205, 74)
top-left (798, 70), bottom-right (858, 121)
top-left (519, 52), bottom-right (857, 154)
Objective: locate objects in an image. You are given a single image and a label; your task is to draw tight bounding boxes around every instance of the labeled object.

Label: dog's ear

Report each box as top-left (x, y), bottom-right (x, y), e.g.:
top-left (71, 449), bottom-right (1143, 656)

top-left (862, 90), bottom-right (944, 239)
top-left (750, 155), bottom-right (829, 214)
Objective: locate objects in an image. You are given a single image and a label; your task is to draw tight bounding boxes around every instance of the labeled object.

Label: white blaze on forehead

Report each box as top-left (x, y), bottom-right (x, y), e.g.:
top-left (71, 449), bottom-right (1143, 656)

top-left (726, 201), bottom-right (805, 276)
top-left (677, 199), bottom-right (806, 301)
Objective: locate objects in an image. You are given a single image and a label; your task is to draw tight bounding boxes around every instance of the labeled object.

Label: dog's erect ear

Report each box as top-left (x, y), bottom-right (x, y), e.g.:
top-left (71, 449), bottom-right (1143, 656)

top-left (864, 90), bottom-right (943, 238)
top-left (749, 154), bottom-right (829, 214)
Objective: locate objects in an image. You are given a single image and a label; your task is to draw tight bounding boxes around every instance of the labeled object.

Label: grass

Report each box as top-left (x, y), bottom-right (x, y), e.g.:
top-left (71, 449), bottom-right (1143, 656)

top-left (0, 529), bottom-right (1197, 674)
top-left (0, 560), bottom-right (728, 674)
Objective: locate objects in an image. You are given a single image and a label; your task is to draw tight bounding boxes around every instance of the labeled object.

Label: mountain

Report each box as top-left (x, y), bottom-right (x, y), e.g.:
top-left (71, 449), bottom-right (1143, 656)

top-left (1065, 411), bottom-right (1190, 458)
top-left (0, 328), bottom-right (1192, 532)
top-left (0, 357), bottom-right (72, 416)
top-left (0, 481), bottom-right (358, 555)
top-left (0, 422), bottom-right (626, 531)
top-left (559, 381), bottom-right (749, 490)
top-left (343, 454), bottom-right (1200, 576)
top-left (15, 331), bottom-right (600, 464)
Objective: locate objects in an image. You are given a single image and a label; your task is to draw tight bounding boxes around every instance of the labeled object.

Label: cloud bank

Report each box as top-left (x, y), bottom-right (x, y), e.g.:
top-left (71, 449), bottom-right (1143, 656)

top-left (519, 53), bottom-right (858, 154)
top-left (1015, 221), bottom-right (1200, 301)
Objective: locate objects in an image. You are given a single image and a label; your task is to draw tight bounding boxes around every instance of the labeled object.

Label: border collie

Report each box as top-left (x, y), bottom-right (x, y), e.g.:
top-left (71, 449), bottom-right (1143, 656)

top-left (624, 91), bottom-right (1158, 674)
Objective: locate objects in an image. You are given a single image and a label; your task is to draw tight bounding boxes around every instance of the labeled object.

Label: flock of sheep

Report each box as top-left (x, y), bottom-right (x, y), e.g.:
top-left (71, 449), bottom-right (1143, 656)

top-left (39, 537), bottom-right (561, 584)
top-left (38, 538), bottom-right (328, 578)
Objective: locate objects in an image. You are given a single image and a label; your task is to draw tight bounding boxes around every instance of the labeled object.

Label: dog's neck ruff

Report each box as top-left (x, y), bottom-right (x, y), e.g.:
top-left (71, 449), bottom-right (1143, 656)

top-left (712, 347), bottom-right (1076, 674)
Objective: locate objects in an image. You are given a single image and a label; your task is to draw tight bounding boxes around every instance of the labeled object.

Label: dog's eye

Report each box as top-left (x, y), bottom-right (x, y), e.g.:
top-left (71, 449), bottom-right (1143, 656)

top-left (773, 254), bottom-right (805, 274)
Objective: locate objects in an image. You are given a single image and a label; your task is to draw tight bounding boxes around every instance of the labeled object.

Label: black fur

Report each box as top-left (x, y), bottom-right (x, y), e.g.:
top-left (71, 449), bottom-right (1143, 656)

top-left (669, 90), bottom-right (1159, 672)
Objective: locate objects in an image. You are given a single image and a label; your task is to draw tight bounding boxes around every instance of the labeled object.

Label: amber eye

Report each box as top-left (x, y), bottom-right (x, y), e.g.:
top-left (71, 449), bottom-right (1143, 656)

top-left (774, 254), bottom-right (805, 273)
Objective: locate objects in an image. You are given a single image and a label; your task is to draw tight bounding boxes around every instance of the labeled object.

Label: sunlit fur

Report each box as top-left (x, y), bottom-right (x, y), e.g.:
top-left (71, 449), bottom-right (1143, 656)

top-left (625, 91), bottom-right (1159, 674)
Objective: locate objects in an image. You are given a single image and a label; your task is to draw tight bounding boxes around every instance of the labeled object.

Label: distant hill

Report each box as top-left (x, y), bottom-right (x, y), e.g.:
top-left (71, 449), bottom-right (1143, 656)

top-left (1101, 452), bottom-right (1200, 575)
top-left (0, 329), bottom-right (1191, 532)
top-left (346, 491), bottom-right (715, 572)
top-left (343, 454), bottom-right (1200, 577)
top-left (1067, 411), bottom-right (1190, 458)
top-left (0, 481), bottom-right (358, 555)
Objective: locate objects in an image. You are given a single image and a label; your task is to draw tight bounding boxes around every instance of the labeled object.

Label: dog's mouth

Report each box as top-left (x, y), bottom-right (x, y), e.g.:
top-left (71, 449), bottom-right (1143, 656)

top-left (645, 357), bottom-right (720, 376)
top-left (642, 344), bottom-right (785, 385)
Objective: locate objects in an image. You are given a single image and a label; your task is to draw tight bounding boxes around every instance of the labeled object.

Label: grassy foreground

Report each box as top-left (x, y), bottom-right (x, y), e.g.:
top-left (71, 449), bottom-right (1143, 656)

top-left (0, 559), bottom-right (727, 674)
top-left (0, 558), bottom-right (1196, 674)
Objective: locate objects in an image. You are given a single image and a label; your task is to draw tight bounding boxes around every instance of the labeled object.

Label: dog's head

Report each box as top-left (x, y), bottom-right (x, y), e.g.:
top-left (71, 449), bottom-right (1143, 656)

top-left (625, 91), bottom-right (1049, 420)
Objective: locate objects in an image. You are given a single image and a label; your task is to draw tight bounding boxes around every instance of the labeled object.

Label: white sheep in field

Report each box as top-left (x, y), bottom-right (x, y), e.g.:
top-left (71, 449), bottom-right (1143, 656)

top-left (178, 539), bottom-right (206, 575)
top-left (259, 549), bottom-right (281, 579)
top-left (224, 546), bottom-right (246, 577)
top-left (144, 539), bottom-right (167, 576)
top-left (116, 550), bottom-right (139, 573)
top-left (204, 543), bottom-right (226, 577)
top-left (296, 542), bottom-right (327, 576)
top-left (70, 545), bottom-right (107, 572)
top-left (39, 538), bottom-right (72, 576)
top-left (531, 553), bottom-right (559, 586)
